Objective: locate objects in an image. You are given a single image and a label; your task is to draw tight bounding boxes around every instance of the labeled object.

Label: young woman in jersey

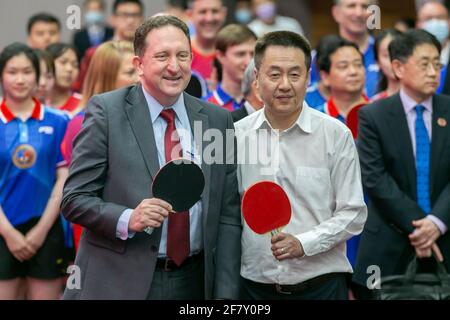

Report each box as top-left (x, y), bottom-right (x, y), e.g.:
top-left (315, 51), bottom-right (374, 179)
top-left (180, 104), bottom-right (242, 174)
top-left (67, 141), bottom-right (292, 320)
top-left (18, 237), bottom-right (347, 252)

top-left (46, 43), bottom-right (81, 116)
top-left (0, 43), bottom-right (69, 300)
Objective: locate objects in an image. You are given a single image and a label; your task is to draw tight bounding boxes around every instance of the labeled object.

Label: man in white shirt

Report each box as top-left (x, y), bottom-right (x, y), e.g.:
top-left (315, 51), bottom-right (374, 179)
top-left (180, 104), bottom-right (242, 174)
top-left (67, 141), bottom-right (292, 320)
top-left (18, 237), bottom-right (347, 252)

top-left (235, 31), bottom-right (367, 299)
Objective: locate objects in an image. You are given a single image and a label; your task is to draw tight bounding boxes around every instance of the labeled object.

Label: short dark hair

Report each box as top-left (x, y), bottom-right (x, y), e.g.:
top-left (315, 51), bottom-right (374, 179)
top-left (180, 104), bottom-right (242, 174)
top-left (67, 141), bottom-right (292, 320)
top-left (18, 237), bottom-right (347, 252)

top-left (134, 15), bottom-right (190, 57)
top-left (0, 43), bottom-right (40, 84)
top-left (374, 28), bottom-right (402, 92)
top-left (254, 31), bottom-right (311, 70)
top-left (33, 48), bottom-right (55, 76)
top-left (216, 24), bottom-right (256, 53)
top-left (317, 35), bottom-right (363, 73)
top-left (27, 13), bottom-right (61, 35)
top-left (46, 43), bottom-right (79, 63)
top-left (113, 0), bottom-right (144, 14)
top-left (389, 29), bottom-right (441, 63)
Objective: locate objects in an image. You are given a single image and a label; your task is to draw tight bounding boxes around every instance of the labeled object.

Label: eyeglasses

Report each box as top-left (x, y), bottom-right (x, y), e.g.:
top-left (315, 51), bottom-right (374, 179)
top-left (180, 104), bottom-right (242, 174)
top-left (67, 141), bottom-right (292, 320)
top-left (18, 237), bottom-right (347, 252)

top-left (115, 12), bottom-right (142, 19)
top-left (416, 60), bottom-right (444, 72)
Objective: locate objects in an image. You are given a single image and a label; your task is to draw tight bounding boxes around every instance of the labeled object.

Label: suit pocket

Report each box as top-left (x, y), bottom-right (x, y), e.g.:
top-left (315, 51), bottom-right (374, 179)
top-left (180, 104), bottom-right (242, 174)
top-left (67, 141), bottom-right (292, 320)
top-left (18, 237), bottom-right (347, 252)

top-left (86, 230), bottom-right (126, 254)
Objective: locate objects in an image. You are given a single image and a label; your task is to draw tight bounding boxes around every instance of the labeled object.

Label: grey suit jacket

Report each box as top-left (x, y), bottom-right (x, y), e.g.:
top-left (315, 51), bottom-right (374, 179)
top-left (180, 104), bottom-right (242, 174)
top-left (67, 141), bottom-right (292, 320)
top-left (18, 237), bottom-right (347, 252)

top-left (61, 84), bottom-right (242, 299)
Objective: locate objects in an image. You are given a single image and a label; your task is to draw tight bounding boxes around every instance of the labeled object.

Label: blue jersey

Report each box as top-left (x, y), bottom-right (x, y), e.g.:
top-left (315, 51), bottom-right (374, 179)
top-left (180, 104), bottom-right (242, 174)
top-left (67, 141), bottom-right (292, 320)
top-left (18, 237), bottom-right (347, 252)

top-left (0, 98), bottom-right (68, 226)
top-left (310, 35), bottom-right (380, 98)
top-left (305, 83), bottom-right (327, 109)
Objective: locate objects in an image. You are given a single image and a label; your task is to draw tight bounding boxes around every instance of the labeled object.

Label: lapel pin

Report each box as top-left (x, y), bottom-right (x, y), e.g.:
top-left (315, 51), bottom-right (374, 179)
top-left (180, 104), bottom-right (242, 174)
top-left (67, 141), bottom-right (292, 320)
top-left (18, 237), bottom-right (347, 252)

top-left (437, 117), bottom-right (447, 127)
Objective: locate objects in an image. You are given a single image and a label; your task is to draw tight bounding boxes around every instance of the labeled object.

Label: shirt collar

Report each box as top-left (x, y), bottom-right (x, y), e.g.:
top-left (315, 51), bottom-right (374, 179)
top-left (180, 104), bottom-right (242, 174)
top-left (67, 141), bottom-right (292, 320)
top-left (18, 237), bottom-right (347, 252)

top-left (251, 102), bottom-right (312, 134)
top-left (399, 89), bottom-right (433, 114)
top-left (0, 97), bottom-right (43, 123)
top-left (326, 95), bottom-right (368, 119)
top-left (141, 86), bottom-right (188, 126)
top-left (214, 84), bottom-right (235, 106)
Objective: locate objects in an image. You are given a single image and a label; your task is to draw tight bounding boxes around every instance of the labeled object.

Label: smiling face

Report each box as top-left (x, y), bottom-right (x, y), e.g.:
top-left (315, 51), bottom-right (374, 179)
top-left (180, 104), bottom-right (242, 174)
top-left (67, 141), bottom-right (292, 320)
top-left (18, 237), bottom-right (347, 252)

top-left (133, 25), bottom-right (192, 106)
top-left (189, 0), bottom-right (226, 42)
top-left (256, 45), bottom-right (309, 117)
top-left (1, 53), bottom-right (37, 102)
top-left (333, 0), bottom-right (371, 37)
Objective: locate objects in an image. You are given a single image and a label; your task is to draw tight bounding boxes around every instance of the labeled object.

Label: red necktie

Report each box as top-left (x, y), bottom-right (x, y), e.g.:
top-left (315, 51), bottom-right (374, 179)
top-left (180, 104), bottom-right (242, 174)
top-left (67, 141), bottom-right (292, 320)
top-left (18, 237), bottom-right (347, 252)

top-left (159, 109), bottom-right (190, 266)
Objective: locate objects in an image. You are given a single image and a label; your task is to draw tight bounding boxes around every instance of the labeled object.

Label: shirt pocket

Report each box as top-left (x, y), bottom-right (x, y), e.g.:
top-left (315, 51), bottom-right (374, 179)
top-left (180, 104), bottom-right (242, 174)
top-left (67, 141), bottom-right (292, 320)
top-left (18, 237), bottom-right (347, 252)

top-left (295, 166), bottom-right (331, 211)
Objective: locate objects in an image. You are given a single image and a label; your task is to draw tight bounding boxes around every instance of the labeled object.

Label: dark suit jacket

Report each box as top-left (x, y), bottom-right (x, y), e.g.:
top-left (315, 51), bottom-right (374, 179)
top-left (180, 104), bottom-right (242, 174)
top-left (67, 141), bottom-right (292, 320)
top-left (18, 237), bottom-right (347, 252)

top-left (72, 27), bottom-right (113, 59)
top-left (61, 85), bottom-right (242, 299)
top-left (231, 106), bottom-right (248, 123)
top-left (353, 93), bottom-right (450, 286)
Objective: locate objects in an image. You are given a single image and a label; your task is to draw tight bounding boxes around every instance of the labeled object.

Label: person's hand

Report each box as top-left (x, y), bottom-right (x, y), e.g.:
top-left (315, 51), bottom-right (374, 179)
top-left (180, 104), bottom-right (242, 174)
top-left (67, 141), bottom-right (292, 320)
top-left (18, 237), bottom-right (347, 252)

top-left (2, 227), bottom-right (36, 262)
top-left (271, 232), bottom-right (304, 261)
top-left (25, 224), bottom-right (49, 253)
top-left (415, 242), bottom-right (444, 262)
top-left (409, 218), bottom-right (440, 250)
top-left (128, 198), bottom-right (172, 233)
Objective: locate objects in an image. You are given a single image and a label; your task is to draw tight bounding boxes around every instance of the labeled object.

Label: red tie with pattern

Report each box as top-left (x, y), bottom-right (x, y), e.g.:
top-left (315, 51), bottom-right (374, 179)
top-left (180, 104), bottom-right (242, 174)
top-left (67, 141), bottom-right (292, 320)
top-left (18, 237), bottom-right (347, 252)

top-left (159, 109), bottom-right (190, 266)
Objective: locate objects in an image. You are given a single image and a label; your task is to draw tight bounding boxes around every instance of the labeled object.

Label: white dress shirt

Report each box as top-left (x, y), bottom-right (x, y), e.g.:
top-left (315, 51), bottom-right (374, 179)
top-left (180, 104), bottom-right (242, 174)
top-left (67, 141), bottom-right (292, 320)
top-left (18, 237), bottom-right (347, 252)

top-left (116, 88), bottom-right (203, 257)
top-left (235, 103), bottom-right (367, 285)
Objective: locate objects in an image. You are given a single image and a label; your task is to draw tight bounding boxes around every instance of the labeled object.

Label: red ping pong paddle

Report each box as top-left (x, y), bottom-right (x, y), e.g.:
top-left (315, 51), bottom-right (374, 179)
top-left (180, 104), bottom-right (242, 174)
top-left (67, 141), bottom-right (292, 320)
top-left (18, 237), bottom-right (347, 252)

top-left (346, 104), bottom-right (364, 139)
top-left (242, 181), bottom-right (292, 235)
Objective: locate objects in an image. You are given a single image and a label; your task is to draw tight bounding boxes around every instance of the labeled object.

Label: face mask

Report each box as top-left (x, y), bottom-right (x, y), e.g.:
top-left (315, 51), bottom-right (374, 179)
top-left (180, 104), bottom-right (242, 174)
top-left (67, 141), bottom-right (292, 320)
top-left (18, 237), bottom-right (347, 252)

top-left (84, 11), bottom-right (105, 26)
top-left (235, 9), bottom-right (252, 24)
top-left (422, 19), bottom-right (449, 43)
top-left (255, 2), bottom-right (276, 21)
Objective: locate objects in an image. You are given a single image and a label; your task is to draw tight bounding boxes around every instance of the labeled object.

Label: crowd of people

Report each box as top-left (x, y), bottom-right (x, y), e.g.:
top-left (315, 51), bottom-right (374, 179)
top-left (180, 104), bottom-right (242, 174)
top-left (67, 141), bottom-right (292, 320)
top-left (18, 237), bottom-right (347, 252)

top-left (0, 0), bottom-right (449, 300)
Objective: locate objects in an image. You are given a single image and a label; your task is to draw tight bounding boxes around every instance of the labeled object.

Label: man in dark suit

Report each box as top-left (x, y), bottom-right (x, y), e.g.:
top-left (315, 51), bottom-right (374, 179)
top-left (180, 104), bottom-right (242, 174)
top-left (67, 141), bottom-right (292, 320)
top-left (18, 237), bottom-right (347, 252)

top-left (61, 15), bottom-right (241, 300)
top-left (72, 0), bottom-right (113, 60)
top-left (231, 59), bottom-right (263, 123)
top-left (353, 29), bottom-right (450, 299)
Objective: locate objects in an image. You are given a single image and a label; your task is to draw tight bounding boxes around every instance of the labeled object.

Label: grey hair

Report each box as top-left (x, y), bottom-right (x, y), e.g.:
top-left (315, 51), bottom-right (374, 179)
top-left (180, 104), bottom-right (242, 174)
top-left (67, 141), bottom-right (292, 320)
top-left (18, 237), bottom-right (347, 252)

top-left (241, 58), bottom-right (256, 97)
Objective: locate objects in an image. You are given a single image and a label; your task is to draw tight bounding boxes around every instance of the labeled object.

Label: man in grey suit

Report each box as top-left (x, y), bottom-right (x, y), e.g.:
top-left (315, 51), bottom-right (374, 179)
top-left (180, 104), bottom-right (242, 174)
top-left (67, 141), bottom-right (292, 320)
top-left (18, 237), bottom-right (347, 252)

top-left (61, 15), bottom-right (241, 300)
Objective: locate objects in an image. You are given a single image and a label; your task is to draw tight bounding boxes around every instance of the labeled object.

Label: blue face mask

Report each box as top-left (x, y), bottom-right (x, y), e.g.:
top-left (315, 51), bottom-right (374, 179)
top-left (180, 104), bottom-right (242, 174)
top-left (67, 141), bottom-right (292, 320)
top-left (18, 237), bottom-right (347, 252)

top-left (235, 9), bottom-right (252, 24)
top-left (422, 19), bottom-right (449, 43)
top-left (84, 11), bottom-right (105, 26)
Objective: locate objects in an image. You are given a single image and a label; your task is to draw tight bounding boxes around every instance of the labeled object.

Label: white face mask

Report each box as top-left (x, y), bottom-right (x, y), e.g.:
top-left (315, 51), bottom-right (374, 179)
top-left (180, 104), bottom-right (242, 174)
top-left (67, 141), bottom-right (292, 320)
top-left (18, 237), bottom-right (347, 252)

top-left (84, 11), bottom-right (105, 27)
top-left (422, 19), bottom-right (449, 43)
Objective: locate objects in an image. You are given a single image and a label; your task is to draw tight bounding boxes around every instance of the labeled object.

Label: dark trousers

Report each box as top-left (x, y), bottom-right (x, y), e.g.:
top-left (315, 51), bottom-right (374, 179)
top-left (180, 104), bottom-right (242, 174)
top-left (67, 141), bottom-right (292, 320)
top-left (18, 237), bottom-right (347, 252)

top-left (147, 255), bottom-right (205, 300)
top-left (240, 273), bottom-right (349, 300)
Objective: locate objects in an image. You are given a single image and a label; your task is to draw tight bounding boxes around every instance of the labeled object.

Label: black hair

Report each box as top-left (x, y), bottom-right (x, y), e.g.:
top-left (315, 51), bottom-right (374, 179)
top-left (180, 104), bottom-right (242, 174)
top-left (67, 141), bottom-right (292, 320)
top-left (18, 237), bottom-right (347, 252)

top-left (0, 42), bottom-right (40, 84)
top-left (317, 35), bottom-right (364, 73)
top-left (254, 31), bottom-right (312, 70)
top-left (113, 0), bottom-right (144, 14)
top-left (33, 48), bottom-right (55, 76)
top-left (389, 29), bottom-right (441, 62)
top-left (374, 28), bottom-right (402, 92)
top-left (27, 13), bottom-right (61, 35)
top-left (46, 43), bottom-right (79, 63)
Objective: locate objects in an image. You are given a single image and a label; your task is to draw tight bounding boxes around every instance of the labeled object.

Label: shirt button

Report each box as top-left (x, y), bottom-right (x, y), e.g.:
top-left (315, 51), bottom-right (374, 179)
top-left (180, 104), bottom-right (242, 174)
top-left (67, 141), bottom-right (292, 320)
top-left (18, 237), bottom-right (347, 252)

top-left (150, 245), bottom-right (158, 253)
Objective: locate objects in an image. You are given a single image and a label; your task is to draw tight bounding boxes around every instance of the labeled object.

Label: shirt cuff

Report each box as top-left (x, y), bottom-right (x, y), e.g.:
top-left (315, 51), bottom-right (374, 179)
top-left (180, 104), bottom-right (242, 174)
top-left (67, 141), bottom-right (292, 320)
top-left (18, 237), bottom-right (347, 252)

top-left (116, 209), bottom-right (136, 240)
top-left (427, 215), bottom-right (448, 235)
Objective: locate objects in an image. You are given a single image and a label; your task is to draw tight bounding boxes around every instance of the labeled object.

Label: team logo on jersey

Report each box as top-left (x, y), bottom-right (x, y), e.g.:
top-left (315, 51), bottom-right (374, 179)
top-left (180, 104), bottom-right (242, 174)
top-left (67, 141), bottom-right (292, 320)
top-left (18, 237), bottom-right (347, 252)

top-left (12, 144), bottom-right (36, 169)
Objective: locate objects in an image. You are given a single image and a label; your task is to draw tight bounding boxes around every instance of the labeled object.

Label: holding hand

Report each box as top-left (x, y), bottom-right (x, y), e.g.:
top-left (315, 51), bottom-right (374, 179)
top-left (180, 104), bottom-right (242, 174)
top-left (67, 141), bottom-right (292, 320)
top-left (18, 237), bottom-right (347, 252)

top-left (128, 198), bottom-right (172, 232)
top-left (271, 232), bottom-right (304, 261)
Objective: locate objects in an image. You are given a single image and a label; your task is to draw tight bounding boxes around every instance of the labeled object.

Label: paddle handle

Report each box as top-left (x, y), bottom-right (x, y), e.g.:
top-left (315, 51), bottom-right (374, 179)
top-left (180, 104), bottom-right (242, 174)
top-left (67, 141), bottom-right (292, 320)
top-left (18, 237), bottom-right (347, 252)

top-left (270, 228), bottom-right (281, 236)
